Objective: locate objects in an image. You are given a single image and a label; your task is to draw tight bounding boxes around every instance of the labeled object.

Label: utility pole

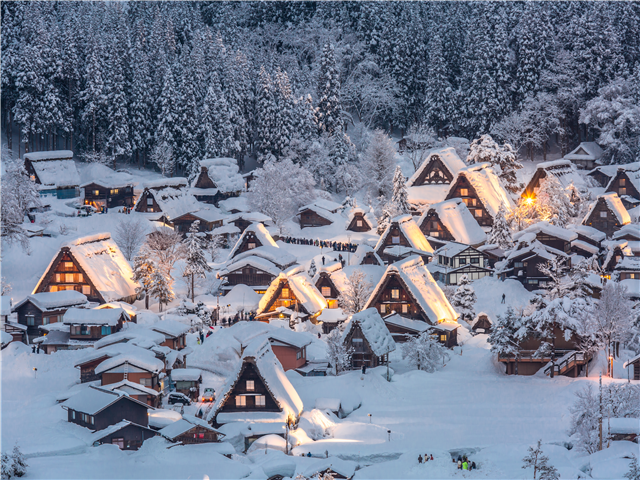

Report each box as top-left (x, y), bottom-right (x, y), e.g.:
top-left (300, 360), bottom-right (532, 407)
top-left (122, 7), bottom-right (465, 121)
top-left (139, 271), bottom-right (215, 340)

top-left (598, 373), bottom-right (603, 451)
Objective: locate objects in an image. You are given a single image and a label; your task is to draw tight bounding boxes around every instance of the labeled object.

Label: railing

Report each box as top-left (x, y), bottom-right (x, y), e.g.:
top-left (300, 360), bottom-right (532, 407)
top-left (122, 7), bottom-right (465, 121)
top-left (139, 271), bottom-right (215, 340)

top-left (543, 351), bottom-right (587, 376)
top-left (498, 350), bottom-right (576, 363)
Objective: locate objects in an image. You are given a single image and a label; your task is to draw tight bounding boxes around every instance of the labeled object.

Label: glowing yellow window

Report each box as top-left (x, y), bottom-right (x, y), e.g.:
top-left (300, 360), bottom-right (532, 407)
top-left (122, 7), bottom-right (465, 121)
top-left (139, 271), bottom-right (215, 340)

top-left (82, 285), bottom-right (91, 295)
top-left (282, 288), bottom-right (290, 298)
top-left (321, 287), bottom-right (331, 297)
top-left (460, 188), bottom-right (468, 196)
top-left (391, 289), bottom-right (400, 299)
top-left (49, 285), bottom-right (58, 292)
top-left (246, 380), bottom-right (255, 391)
top-left (440, 335), bottom-right (447, 342)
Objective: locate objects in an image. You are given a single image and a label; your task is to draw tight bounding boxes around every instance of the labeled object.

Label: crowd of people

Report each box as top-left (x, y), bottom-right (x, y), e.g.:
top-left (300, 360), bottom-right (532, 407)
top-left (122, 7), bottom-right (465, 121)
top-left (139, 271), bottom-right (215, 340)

top-left (416, 454), bottom-right (477, 471)
top-left (281, 237), bottom-right (358, 253)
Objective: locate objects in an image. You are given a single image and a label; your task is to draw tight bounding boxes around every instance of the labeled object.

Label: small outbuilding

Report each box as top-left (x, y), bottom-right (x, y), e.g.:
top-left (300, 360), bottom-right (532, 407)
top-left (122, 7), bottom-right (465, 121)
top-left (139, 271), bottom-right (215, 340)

top-left (624, 353), bottom-right (640, 381)
top-left (470, 312), bottom-right (492, 333)
top-left (159, 416), bottom-right (224, 444)
top-left (171, 368), bottom-right (202, 400)
top-left (563, 142), bottom-right (603, 170)
top-left (342, 308), bottom-right (396, 369)
top-left (89, 420), bottom-right (158, 450)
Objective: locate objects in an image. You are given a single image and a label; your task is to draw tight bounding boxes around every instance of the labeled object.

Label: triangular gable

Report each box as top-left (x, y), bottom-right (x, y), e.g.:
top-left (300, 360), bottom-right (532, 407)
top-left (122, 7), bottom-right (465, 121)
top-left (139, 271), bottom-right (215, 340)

top-left (346, 210), bottom-right (372, 232)
top-left (229, 223), bottom-right (277, 260)
top-left (575, 147), bottom-right (588, 156)
top-left (407, 148), bottom-right (466, 187)
top-left (193, 167), bottom-right (217, 189)
top-left (363, 269), bottom-right (427, 321)
top-left (257, 276), bottom-right (309, 316)
top-left (418, 209), bottom-right (455, 241)
top-left (315, 272), bottom-right (340, 300)
top-left (216, 361), bottom-right (280, 415)
top-left (375, 215), bottom-right (432, 259)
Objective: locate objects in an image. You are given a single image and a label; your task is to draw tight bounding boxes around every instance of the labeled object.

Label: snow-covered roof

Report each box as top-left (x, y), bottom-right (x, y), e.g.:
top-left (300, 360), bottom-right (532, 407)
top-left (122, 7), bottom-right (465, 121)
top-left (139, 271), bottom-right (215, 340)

top-left (513, 222), bottom-right (578, 243)
top-left (299, 199), bottom-right (343, 214)
top-left (567, 224), bottom-right (607, 243)
top-left (232, 246), bottom-right (297, 271)
top-left (383, 314), bottom-right (431, 333)
top-left (149, 319), bottom-right (190, 338)
top-left (93, 326), bottom-right (166, 350)
top-left (349, 245), bottom-right (383, 266)
top-left (101, 380), bottom-right (160, 397)
top-left (346, 207), bottom-right (375, 229)
top-left (89, 420), bottom-right (156, 444)
top-left (211, 224), bottom-right (241, 236)
top-left (533, 159), bottom-right (587, 191)
top-left (198, 158), bottom-right (244, 193)
top-left (61, 385), bottom-right (148, 415)
top-left (583, 193), bottom-right (631, 226)
top-left (221, 256), bottom-right (282, 278)
top-left (609, 418), bottom-right (640, 435)
top-left (366, 256), bottom-right (458, 324)
top-left (470, 312), bottom-right (493, 329)
top-left (615, 256), bottom-right (640, 271)
top-left (142, 177), bottom-right (189, 190)
top-left (571, 239), bottom-right (600, 256)
top-left (208, 338), bottom-right (304, 424)
top-left (613, 224), bottom-right (640, 241)
top-left (420, 199), bottom-right (486, 245)
top-left (317, 307), bottom-right (348, 324)
top-left (227, 211), bottom-right (273, 225)
top-left (258, 270), bottom-right (328, 316)
top-left (79, 163), bottom-right (134, 189)
top-left (63, 307), bottom-right (128, 325)
top-left (24, 150), bottom-right (73, 162)
top-left (452, 163), bottom-right (515, 217)
top-left (159, 417), bottom-right (221, 440)
top-left (173, 208), bottom-right (226, 224)
top-left (31, 158), bottom-right (81, 188)
top-left (375, 215), bottom-right (434, 255)
top-left (218, 195), bottom-right (250, 214)
top-left (267, 328), bottom-right (311, 349)
top-left (42, 233), bottom-right (138, 303)
top-left (407, 184), bottom-right (451, 206)
top-left (170, 368), bottom-right (202, 382)
top-left (564, 142), bottom-right (603, 161)
top-left (143, 186), bottom-right (201, 220)
top-left (94, 349), bottom-right (165, 375)
top-left (13, 290), bottom-right (88, 313)
top-left (342, 308), bottom-right (396, 357)
top-left (623, 353), bottom-right (640, 368)
top-left (407, 147), bottom-right (467, 187)
top-left (434, 242), bottom-right (474, 258)
top-left (298, 457), bottom-right (358, 480)
top-left (229, 223), bottom-right (278, 259)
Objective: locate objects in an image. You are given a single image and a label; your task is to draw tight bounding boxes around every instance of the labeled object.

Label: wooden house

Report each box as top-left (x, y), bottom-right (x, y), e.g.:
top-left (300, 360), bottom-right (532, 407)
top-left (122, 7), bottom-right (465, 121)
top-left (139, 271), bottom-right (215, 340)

top-left (172, 210), bottom-right (225, 236)
top-left (229, 223), bottom-right (279, 260)
top-left (207, 339), bottom-right (303, 426)
top-left (624, 353), bottom-right (640, 381)
top-left (317, 308), bottom-right (348, 334)
top-left (418, 199), bottom-right (486, 247)
top-left (495, 240), bottom-right (571, 291)
top-left (382, 313), bottom-right (430, 343)
top-left (63, 307), bottom-right (128, 341)
top-left (613, 224), bottom-right (640, 242)
top-left (61, 385), bottom-right (152, 431)
top-left (605, 166), bottom-right (640, 209)
top-left (601, 240), bottom-right (630, 273)
top-left (101, 380), bottom-right (161, 408)
top-left (313, 265), bottom-right (343, 309)
top-left (470, 312), bottom-right (493, 333)
top-left (444, 163), bottom-right (516, 227)
top-left (342, 308), bottom-right (395, 369)
top-left (33, 233), bottom-right (138, 304)
top-left (171, 368), bottom-right (202, 399)
top-left (227, 212), bottom-right (273, 234)
top-left (568, 224), bottom-right (607, 250)
top-left (430, 322), bottom-right (460, 348)
top-left (24, 150), bottom-right (80, 199)
top-left (364, 255), bottom-right (458, 324)
top-left (12, 291), bottom-right (88, 338)
top-left (582, 193), bottom-right (631, 237)
top-left (75, 352), bottom-right (114, 383)
top-left (406, 147), bottom-right (467, 208)
top-left (374, 214), bottom-right (433, 264)
top-left (80, 164), bottom-right (135, 210)
top-left (346, 208), bottom-right (374, 232)
top-left (89, 420), bottom-right (158, 450)
top-left (134, 178), bottom-right (201, 224)
top-left (149, 320), bottom-right (189, 350)
top-left (159, 417), bottom-right (224, 444)
top-left (431, 242), bottom-right (491, 285)
top-left (219, 256), bottom-right (282, 295)
top-left (350, 245), bottom-right (384, 266)
top-left (256, 272), bottom-right (327, 321)
top-left (191, 158), bottom-right (244, 206)
top-left (521, 159), bottom-right (586, 201)
top-left (95, 352), bottom-right (165, 405)
top-left (266, 329), bottom-right (311, 371)
top-left (587, 164), bottom-right (621, 188)
top-left (616, 256), bottom-right (640, 299)
top-left (298, 200), bottom-right (342, 228)
top-left (513, 222), bottom-right (577, 255)
top-left (563, 141), bottom-right (603, 170)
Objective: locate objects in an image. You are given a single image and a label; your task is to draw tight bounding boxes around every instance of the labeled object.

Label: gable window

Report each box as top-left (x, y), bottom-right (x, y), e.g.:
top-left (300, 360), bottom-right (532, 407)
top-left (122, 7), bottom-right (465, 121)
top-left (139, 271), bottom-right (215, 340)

top-left (391, 236), bottom-right (400, 244)
top-left (140, 377), bottom-right (152, 387)
top-left (66, 273), bottom-right (75, 283)
top-left (356, 220), bottom-right (363, 227)
top-left (282, 288), bottom-right (290, 298)
top-left (402, 304), bottom-right (409, 314)
top-left (391, 289), bottom-right (400, 299)
top-left (380, 304), bottom-right (386, 314)
top-left (82, 285), bottom-right (91, 295)
top-left (64, 262), bottom-right (74, 271)
top-left (248, 242), bottom-right (256, 250)
top-left (470, 257), bottom-right (480, 264)
top-left (235, 395), bottom-right (246, 407)
top-left (50, 285), bottom-right (59, 292)
top-left (620, 178), bottom-right (626, 186)
top-left (475, 209), bottom-right (483, 217)
top-left (431, 231), bottom-right (439, 237)
top-left (600, 211), bottom-right (607, 218)
top-left (255, 395), bottom-right (266, 407)
top-left (110, 189), bottom-right (119, 195)
top-left (619, 188), bottom-right (626, 195)
top-left (460, 188), bottom-right (468, 196)
top-left (246, 380), bottom-right (255, 391)
top-left (55, 273), bottom-right (62, 283)
top-left (321, 287), bottom-right (331, 297)
top-left (26, 315), bottom-right (35, 326)
top-left (93, 190), bottom-right (100, 196)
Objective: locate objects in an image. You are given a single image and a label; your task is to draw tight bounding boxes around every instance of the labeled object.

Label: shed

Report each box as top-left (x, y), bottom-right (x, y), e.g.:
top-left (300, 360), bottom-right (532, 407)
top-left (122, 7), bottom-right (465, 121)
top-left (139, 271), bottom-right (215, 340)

top-left (159, 416), bottom-right (224, 444)
top-left (470, 312), bottom-right (493, 333)
top-left (89, 420), bottom-right (158, 450)
top-left (346, 208), bottom-right (374, 232)
top-left (623, 353), bottom-right (640, 381)
top-left (564, 142), bottom-right (603, 169)
top-left (342, 308), bottom-right (396, 369)
top-left (609, 418), bottom-right (639, 443)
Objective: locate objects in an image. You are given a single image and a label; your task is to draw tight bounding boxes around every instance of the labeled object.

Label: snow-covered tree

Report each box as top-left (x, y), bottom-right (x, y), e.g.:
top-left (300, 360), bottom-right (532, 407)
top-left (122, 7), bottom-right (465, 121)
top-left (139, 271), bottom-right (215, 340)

top-left (1, 156), bottom-right (40, 251)
top-left (1, 450), bottom-right (12, 479)
top-left (155, 62), bottom-right (178, 163)
top-left (317, 43), bottom-right (343, 135)
top-left (467, 135), bottom-right (523, 193)
top-left (338, 270), bottom-right (373, 315)
top-left (625, 456), bottom-right (640, 480)
top-left (362, 129), bottom-right (396, 198)
top-left (182, 221), bottom-right (213, 302)
top-left (390, 166), bottom-right (410, 215)
top-left (202, 74), bottom-right (235, 159)
top-left (10, 445), bottom-right (27, 478)
top-left (489, 307), bottom-right (528, 370)
top-left (247, 158), bottom-right (316, 227)
top-left (405, 123), bottom-right (438, 172)
top-left (114, 218), bottom-right (147, 261)
top-left (402, 331), bottom-right (450, 372)
top-left (131, 248), bottom-right (156, 310)
top-left (78, 42), bottom-right (106, 154)
top-left (450, 275), bottom-right (477, 322)
top-left (144, 228), bottom-right (185, 275)
top-left (308, 259), bottom-right (317, 278)
top-left (522, 440), bottom-right (559, 480)
top-left (150, 140), bottom-right (175, 178)
top-left (535, 175), bottom-right (572, 227)
top-left (207, 234), bottom-right (224, 263)
top-left (489, 204), bottom-right (514, 249)
top-left (424, 32), bottom-right (454, 136)
top-left (149, 267), bottom-right (174, 312)
top-left (326, 328), bottom-right (353, 375)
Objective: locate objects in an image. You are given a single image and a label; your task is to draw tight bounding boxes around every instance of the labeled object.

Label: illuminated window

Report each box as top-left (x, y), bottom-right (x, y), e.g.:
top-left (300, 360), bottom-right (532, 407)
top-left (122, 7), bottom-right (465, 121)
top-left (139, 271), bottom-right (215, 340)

top-left (248, 242), bottom-right (256, 250)
top-left (620, 178), bottom-right (626, 186)
top-left (235, 396), bottom-right (246, 407)
top-left (93, 190), bottom-right (99, 196)
top-left (64, 262), bottom-right (74, 270)
top-left (460, 188), bottom-right (468, 196)
top-left (440, 335), bottom-right (446, 342)
top-left (246, 380), bottom-right (255, 391)
top-left (402, 304), bottom-right (409, 314)
top-left (256, 395), bottom-right (266, 407)
top-left (282, 288), bottom-right (290, 298)
top-left (357, 220), bottom-right (363, 227)
top-left (65, 273), bottom-right (75, 283)
top-left (55, 274), bottom-right (62, 283)
top-left (431, 231), bottom-right (439, 237)
top-left (391, 236), bottom-right (400, 244)
top-left (380, 304), bottom-right (386, 314)
top-left (391, 289), bottom-right (400, 299)
top-left (475, 209), bottom-right (482, 217)
top-left (600, 211), bottom-right (607, 218)
top-left (321, 286), bottom-right (331, 297)
top-left (49, 285), bottom-right (58, 292)
top-left (111, 189), bottom-right (119, 195)
top-left (619, 188), bottom-right (626, 195)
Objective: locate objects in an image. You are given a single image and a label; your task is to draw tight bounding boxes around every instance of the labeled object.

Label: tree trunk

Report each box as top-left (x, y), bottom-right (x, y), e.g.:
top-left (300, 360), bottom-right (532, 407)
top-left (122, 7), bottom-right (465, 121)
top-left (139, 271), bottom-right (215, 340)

top-left (92, 112), bottom-right (96, 153)
top-left (7, 110), bottom-right (13, 152)
top-left (191, 274), bottom-right (195, 302)
top-left (145, 291), bottom-right (149, 310)
top-left (543, 141), bottom-right (547, 162)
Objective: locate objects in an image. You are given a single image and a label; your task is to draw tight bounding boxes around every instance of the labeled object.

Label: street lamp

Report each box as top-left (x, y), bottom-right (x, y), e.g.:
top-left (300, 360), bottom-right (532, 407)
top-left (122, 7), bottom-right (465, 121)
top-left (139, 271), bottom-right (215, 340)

top-left (33, 367), bottom-right (37, 379)
top-left (387, 430), bottom-right (391, 442)
top-left (367, 413), bottom-right (372, 424)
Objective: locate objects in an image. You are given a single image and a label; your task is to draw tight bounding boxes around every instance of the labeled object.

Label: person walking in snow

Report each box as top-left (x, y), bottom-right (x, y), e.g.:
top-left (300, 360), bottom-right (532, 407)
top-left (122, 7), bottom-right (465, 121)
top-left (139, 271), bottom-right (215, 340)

top-left (430, 454), bottom-right (434, 461)
top-left (361, 365), bottom-right (366, 375)
top-left (32, 345), bottom-right (36, 354)
top-left (471, 461), bottom-right (476, 470)
top-left (418, 455), bottom-right (423, 464)
top-left (462, 461), bottom-right (468, 471)
top-left (457, 460), bottom-right (462, 470)
top-left (322, 256), bottom-right (325, 265)
top-left (424, 454), bottom-right (429, 462)
top-left (501, 293), bottom-right (505, 304)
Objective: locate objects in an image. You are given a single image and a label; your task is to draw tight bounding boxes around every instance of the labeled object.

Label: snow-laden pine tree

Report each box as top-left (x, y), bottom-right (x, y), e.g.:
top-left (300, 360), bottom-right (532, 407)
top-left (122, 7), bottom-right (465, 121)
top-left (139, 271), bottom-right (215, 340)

top-left (129, 29), bottom-right (153, 165)
top-left (489, 204), bottom-right (514, 249)
top-left (11, 444), bottom-right (27, 478)
top-left (256, 67), bottom-right (278, 160)
top-left (273, 68), bottom-right (294, 156)
top-left (150, 267), bottom-right (174, 312)
top-left (467, 135), bottom-right (523, 193)
top-left (1, 157), bottom-right (40, 251)
top-left (330, 127), bottom-right (360, 195)
top-left (514, 4), bottom-right (551, 106)
top-left (151, 140), bottom-right (175, 177)
top-left (489, 307), bottom-right (528, 361)
top-left (155, 61), bottom-right (178, 162)
top-left (450, 275), bottom-right (477, 322)
top-left (78, 41), bottom-right (106, 154)
top-left (104, 41), bottom-right (130, 166)
top-left (317, 43), bottom-right (343, 135)
top-left (227, 51), bottom-right (253, 166)
top-left (363, 129), bottom-right (396, 198)
top-left (522, 440), bottom-right (559, 480)
top-left (182, 221), bottom-right (213, 302)
top-left (390, 166), bottom-right (411, 215)
top-left (308, 259), bottom-right (317, 278)
top-left (535, 175), bottom-right (572, 227)
top-left (1, 451), bottom-right (12, 479)
top-left (424, 32), bottom-right (453, 136)
top-left (625, 456), bottom-right (640, 480)
top-left (337, 270), bottom-right (373, 315)
top-left (132, 248), bottom-right (156, 309)
top-left (175, 52), bottom-right (202, 180)
top-left (202, 74), bottom-right (235, 159)
top-left (326, 328), bottom-right (353, 375)
top-left (401, 332), bottom-right (450, 373)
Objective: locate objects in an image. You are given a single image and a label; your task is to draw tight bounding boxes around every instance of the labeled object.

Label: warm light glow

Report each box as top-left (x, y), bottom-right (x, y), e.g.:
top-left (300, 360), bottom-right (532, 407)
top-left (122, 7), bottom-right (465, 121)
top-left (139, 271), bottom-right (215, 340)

top-left (524, 196), bottom-right (535, 206)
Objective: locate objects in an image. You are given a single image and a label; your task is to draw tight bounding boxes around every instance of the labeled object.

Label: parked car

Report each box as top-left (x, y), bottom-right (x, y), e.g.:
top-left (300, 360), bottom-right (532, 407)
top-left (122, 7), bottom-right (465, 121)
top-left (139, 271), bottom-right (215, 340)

top-left (167, 392), bottom-right (191, 406)
top-left (77, 205), bottom-right (97, 217)
top-left (202, 388), bottom-right (215, 403)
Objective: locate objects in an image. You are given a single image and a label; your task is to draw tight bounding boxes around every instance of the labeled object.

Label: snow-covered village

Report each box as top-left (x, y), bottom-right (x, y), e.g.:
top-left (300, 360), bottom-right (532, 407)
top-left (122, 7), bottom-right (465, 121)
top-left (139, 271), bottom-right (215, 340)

top-left (1, 2), bottom-right (639, 479)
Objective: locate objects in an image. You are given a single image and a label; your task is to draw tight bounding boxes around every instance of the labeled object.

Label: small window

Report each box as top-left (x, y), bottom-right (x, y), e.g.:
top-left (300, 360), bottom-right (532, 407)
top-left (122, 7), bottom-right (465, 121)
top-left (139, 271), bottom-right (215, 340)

top-left (235, 395), bottom-right (246, 407)
top-left (42, 317), bottom-right (49, 325)
top-left (111, 189), bottom-right (119, 195)
top-left (90, 416), bottom-right (94, 425)
top-left (356, 220), bottom-right (363, 227)
top-left (71, 410), bottom-right (75, 420)
top-left (82, 285), bottom-right (91, 295)
top-left (391, 289), bottom-right (400, 299)
top-left (460, 188), bottom-right (468, 196)
top-left (459, 258), bottom-right (467, 265)
top-left (620, 178), bottom-right (626, 186)
top-left (256, 395), bottom-right (266, 407)
top-left (380, 304), bottom-right (386, 314)
top-left (296, 351), bottom-right (301, 359)
top-left (64, 262), bottom-right (74, 271)
top-left (600, 211), bottom-right (607, 218)
top-left (391, 236), bottom-right (400, 244)
top-left (147, 197), bottom-right (154, 206)
top-left (431, 231), bottom-right (439, 237)
top-left (101, 326), bottom-right (111, 336)
top-left (50, 285), bottom-right (59, 292)
top-left (77, 274), bottom-right (83, 282)
top-left (619, 188), bottom-right (626, 195)
top-left (440, 335), bottom-right (447, 342)
top-left (248, 242), bottom-right (256, 250)
top-left (246, 380), bottom-right (255, 391)
top-left (475, 209), bottom-right (482, 217)
top-left (65, 273), bottom-right (75, 283)
top-left (470, 257), bottom-right (479, 264)
top-left (140, 377), bottom-right (152, 387)
top-left (321, 286), bottom-right (331, 297)
top-left (402, 304), bottom-right (409, 314)
top-left (112, 438), bottom-right (124, 449)
top-left (55, 273), bottom-right (62, 283)
top-left (26, 316), bottom-right (35, 326)
top-left (282, 288), bottom-right (290, 298)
